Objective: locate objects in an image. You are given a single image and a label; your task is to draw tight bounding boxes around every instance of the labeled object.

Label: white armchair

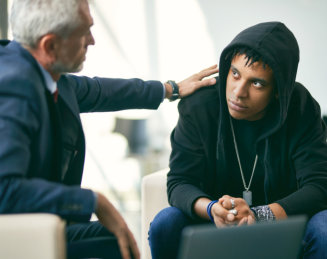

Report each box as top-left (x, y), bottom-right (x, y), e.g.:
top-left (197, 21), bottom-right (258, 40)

top-left (141, 168), bottom-right (169, 259)
top-left (0, 213), bottom-right (66, 259)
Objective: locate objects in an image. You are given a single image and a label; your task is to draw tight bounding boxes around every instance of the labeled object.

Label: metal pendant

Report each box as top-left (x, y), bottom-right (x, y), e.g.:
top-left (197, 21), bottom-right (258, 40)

top-left (243, 190), bottom-right (252, 206)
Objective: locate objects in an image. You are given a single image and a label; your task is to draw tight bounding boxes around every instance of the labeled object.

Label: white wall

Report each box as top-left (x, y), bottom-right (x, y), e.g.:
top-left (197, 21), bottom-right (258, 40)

top-left (84, 0), bottom-right (327, 117)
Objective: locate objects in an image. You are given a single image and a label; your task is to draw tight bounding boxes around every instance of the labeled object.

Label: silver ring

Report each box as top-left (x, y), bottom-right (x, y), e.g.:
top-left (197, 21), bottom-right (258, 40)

top-left (230, 199), bottom-right (235, 209)
top-left (229, 209), bottom-right (238, 216)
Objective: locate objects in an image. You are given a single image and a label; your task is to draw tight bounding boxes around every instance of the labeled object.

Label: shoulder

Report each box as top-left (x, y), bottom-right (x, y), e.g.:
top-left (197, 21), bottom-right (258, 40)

top-left (285, 82), bottom-right (323, 137)
top-left (58, 74), bottom-right (97, 102)
top-left (288, 82), bottom-right (321, 117)
top-left (0, 47), bottom-right (45, 111)
top-left (178, 80), bottom-right (220, 117)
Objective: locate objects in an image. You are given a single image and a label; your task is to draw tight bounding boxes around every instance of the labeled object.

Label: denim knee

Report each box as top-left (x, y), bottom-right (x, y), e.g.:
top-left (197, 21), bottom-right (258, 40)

top-left (148, 206), bottom-right (192, 259)
top-left (303, 210), bottom-right (327, 259)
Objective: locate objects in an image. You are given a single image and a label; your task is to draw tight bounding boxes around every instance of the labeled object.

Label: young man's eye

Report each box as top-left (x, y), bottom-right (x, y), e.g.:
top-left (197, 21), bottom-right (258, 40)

top-left (232, 70), bottom-right (239, 78)
top-left (253, 81), bottom-right (263, 88)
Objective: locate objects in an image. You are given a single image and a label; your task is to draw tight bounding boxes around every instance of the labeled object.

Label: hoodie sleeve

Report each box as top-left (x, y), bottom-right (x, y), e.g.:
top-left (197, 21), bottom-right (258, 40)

top-left (167, 99), bottom-right (212, 219)
top-left (276, 87), bottom-right (327, 217)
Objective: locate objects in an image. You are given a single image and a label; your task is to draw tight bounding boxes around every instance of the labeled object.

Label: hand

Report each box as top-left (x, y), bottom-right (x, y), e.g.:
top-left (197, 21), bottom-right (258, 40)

top-left (209, 198), bottom-right (244, 227)
top-left (210, 201), bottom-right (230, 227)
top-left (95, 192), bottom-right (140, 259)
top-left (165, 64), bottom-right (218, 99)
top-left (219, 195), bottom-right (256, 226)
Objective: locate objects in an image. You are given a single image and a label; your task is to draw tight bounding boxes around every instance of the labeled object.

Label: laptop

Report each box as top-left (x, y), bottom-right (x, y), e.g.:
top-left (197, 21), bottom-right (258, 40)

top-left (178, 216), bottom-right (307, 259)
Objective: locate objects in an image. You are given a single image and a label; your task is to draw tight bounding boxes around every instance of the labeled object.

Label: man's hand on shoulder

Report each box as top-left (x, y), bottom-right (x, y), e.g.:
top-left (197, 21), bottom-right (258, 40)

top-left (165, 64), bottom-right (218, 100)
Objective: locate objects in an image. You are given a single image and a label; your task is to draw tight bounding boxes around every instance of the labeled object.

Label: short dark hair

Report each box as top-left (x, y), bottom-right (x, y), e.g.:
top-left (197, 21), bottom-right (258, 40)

top-left (225, 46), bottom-right (277, 95)
top-left (225, 47), bottom-right (270, 69)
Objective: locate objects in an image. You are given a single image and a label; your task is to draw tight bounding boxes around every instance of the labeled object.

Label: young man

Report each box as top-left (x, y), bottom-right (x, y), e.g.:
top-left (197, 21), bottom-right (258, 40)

top-left (0, 0), bottom-right (218, 258)
top-left (149, 22), bottom-right (327, 259)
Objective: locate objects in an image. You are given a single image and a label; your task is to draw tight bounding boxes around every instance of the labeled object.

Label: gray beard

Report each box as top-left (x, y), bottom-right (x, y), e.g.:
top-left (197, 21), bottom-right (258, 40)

top-left (50, 60), bottom-right (83, 75)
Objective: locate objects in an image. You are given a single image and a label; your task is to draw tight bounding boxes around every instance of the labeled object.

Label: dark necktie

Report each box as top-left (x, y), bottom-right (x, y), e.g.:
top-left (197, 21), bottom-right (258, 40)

top-left (53, 88), bottom-right (59, 103)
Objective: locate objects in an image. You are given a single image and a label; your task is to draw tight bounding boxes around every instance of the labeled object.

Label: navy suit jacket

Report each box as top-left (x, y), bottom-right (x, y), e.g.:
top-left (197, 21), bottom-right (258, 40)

top-left (0, 40), bottom-right (163, 221)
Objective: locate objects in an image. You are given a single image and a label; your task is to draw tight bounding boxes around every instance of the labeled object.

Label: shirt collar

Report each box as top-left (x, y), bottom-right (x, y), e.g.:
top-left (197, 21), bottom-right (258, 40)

top-left (37, 62), bottom-right (57, 94)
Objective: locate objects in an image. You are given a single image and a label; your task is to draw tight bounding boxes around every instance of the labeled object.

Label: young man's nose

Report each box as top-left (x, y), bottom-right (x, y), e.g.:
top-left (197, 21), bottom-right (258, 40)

top-left (233, 81), bottom-right (248, 98)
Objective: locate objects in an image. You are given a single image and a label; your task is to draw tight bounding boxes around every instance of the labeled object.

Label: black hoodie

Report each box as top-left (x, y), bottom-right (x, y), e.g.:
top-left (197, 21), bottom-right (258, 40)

top-left (167, 22), bottom-right (327, 219)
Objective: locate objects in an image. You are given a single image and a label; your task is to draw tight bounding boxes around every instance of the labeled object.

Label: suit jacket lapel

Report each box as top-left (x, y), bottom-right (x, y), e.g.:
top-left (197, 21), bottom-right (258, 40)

top-left (57, 83), bottom-right (82, 124)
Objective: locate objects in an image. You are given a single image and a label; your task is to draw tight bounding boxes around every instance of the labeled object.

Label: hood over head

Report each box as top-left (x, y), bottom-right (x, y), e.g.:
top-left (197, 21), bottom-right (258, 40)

top-left (218, 22), bottom-right (299, 136)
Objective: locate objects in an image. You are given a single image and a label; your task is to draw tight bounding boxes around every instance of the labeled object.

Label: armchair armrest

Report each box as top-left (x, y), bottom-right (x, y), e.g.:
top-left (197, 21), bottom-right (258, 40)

top-left (0, 213), bottom-right (66, 259)
top-left (141, 168), bottom-right (169, 259)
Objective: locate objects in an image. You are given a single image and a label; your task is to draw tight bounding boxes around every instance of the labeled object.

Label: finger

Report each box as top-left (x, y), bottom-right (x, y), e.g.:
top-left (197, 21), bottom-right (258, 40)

top-left (218, 196), bottom-right (229, 206)
top-left (128, 232), bottom-right (140, 259)
top-left (215, 200), bottom-right (232, 218)
top-left (117, 235), bottom-right (132, 259)
top-left (226, 213), bottom-right (235, 222)
top-left (218, 199), bottom-right (231, 212)
top-left (213, 200), bottom-right (237, 226)
top-left (215, 217), bottom-right (227, 227)
top-left (247, 215), bottom-right (256, 225)
top-left (224, 218), bottom-right (237, 226)
top-left (238, 217), bottom-right (248, 226)
top-left (221, 197), bottom-right (235, 210)
top-left (221, 200), bottom-right (232, 209)
top-left (202, 64), bottom-right (218, 71)
top-left (212, 203), bottom-right (228, 227)
top-left (220, 198), bottom-right (227, 208)
top-left (221, 195), bottom-right (232, 200)
top-left (198, 64), bottom-right (219, 78)
top-left (192, 77), bottom-right (216, 90)
top-left (198, 68), bottom-right (219, 80)
top-left (193, 68), bottom-right (219, 82)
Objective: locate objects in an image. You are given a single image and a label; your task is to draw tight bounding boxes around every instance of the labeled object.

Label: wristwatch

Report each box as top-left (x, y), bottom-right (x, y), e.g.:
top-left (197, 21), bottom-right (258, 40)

top-left (167, 80), bottom-right (180, 101)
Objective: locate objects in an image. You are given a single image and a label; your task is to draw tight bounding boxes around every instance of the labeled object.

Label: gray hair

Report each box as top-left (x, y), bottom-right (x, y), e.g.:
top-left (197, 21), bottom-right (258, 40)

top-left (10, 0), bottom-right (84, 48)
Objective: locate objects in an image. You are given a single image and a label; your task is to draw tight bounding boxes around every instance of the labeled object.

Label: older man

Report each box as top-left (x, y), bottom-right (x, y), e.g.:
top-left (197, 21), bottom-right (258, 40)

top-left (0, 0), bottom-right (218, 258)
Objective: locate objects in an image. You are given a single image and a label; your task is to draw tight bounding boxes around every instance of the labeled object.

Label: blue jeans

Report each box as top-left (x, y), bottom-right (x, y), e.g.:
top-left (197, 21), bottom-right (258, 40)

top-left (148, 207), bottom-right (327, 259)
top-left (302, 210), bottom-right (327, 259)
top-left (66, 221), bottom-right (122, 259)
top-left (148, 207), bottom-right (206, 259)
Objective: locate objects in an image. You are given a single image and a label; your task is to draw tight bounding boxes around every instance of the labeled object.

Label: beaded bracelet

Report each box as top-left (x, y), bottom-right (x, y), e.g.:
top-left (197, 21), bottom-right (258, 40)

top-left (206, 200), bottom-right (218, 222)
top-left (251, 205), bottom-right (276, 222)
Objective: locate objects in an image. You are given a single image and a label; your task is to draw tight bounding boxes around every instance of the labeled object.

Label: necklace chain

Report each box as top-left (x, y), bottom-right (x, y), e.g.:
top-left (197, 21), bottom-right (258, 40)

top-left (229, 117), bottom-right (258, 191)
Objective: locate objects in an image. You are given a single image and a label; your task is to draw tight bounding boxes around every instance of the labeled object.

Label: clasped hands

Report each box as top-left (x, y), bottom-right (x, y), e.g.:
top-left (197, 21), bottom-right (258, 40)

top-left (211, 195), bottom-right (256, 227)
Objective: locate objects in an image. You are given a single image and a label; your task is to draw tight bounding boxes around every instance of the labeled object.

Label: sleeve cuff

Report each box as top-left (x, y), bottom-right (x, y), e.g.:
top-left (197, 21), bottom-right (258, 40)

top-left (161, 82), bottom-right (166, 102)
top-left (93, 191), bottom-right (98, 212)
